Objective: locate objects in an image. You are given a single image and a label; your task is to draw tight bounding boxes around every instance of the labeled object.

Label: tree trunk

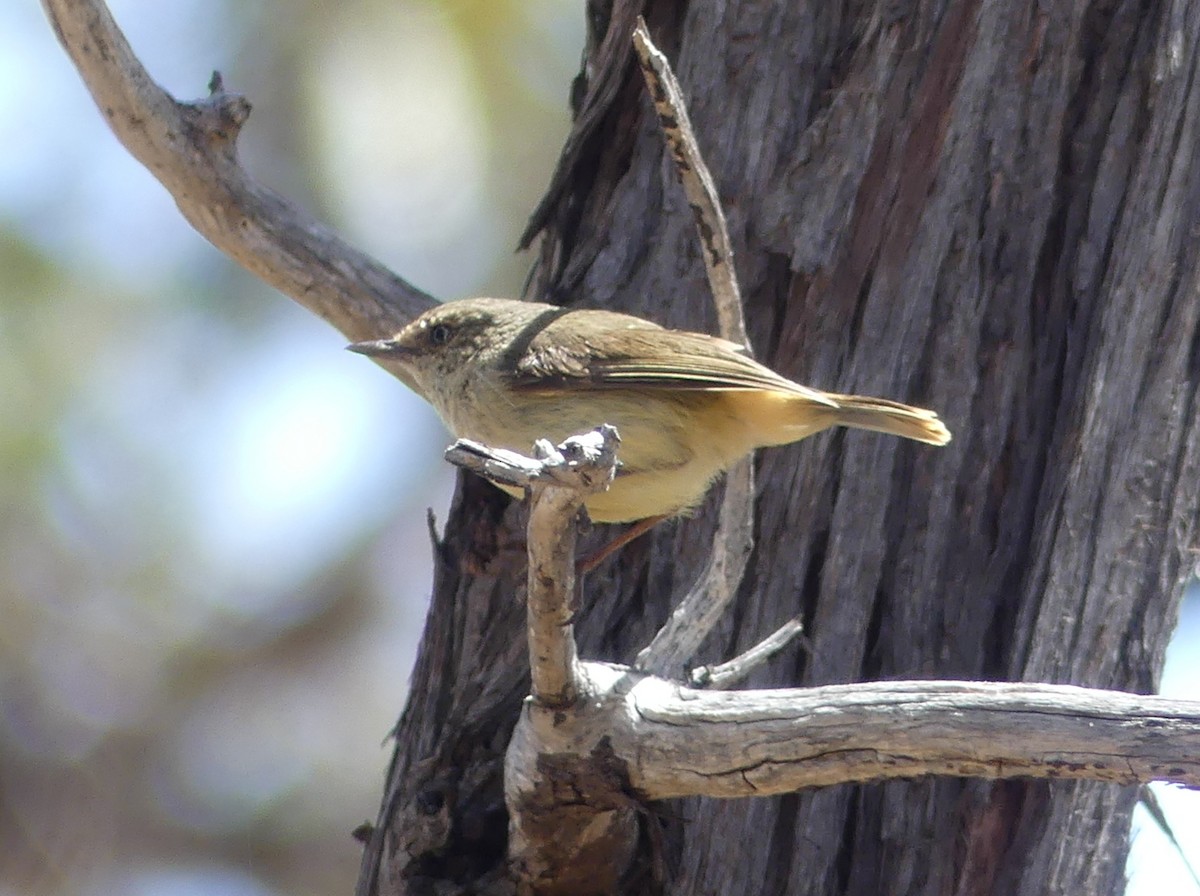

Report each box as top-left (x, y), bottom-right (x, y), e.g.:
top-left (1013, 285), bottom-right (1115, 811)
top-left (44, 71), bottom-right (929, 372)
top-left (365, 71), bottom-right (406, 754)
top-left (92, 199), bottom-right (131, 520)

top-left (361, 1), bottom-right (1200, 894)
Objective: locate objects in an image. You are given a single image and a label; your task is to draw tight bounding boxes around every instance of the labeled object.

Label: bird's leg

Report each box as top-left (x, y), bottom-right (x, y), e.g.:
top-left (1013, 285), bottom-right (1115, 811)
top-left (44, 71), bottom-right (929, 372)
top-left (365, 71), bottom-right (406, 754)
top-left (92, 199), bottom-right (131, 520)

top-left (576, 515), bottom-right (668, 574)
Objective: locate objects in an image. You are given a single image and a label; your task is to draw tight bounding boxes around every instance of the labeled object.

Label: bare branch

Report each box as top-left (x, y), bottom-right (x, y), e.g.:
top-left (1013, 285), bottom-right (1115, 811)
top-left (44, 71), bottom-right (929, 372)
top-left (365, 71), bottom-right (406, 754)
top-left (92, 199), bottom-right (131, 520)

top-left (447, 428), bottom-right (621, 708)
top-left (632, 16), bottom-right (746, 347)
top-left (524, 430), bottom-right (620, 708)
top-left (576, 674), bottom-right (1200, 800)
top-left (630, 18), bottom-right (755, 679)
top-left (507, 663), bottom-right (1200, 891)
top-left (41, 0), bottom-right (434, 343)
top-left (690, 617), bottom-right (807, 689)
top-left (622, 679), bottom-right (1200, 797)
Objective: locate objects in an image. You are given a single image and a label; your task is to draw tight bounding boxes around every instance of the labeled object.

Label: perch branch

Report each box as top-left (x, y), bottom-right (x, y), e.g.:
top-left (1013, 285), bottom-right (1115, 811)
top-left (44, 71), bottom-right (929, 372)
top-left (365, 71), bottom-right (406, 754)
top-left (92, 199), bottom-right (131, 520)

top-left (41, 0), bottom-right (433, 343)
top-left (449, 429), bottom-right (636, 895)
top-left (631, 18), bottom-right (756, 679)
top-left (447, 427), bottom-right (620, 708)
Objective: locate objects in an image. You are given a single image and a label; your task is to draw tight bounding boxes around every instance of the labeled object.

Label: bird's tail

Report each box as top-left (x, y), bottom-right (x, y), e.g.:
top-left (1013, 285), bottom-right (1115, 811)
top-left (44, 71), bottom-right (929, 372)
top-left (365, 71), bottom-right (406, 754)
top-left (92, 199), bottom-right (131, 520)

top-left (827, 394), bottom-right (951, 445)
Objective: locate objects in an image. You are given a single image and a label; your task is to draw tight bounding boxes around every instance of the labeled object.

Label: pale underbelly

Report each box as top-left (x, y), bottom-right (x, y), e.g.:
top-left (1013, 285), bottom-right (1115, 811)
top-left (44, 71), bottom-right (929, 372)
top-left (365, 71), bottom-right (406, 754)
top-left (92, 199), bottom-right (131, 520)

top-left (444, 388), bottom-right (754, 522)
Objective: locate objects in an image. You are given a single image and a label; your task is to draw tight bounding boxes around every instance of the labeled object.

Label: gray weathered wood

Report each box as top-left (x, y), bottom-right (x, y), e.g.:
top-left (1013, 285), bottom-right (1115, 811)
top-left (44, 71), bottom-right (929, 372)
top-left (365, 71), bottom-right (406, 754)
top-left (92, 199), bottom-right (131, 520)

top-left (508, 673), bottom-right (1200, 801)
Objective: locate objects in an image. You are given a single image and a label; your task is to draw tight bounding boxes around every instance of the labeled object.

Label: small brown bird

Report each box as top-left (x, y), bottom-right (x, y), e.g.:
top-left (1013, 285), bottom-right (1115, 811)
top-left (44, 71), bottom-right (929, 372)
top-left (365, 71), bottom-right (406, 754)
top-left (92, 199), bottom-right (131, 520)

top-left (349, 298), bottom-right (950, 523)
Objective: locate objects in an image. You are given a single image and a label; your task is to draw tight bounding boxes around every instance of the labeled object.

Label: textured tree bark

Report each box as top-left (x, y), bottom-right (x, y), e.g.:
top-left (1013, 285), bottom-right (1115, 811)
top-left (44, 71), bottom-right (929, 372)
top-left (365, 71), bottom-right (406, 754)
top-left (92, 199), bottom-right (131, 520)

top-left (361, 1), bottom-right (1200, 894)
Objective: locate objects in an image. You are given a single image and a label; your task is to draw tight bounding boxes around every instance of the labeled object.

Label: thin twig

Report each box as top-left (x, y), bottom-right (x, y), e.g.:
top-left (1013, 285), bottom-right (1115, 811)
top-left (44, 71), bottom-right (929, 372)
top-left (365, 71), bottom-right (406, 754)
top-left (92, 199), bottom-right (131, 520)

top-left (630, 17), bottom-right (756, 679)
top-left (690, 617), bottom-right (807, 689)
top-left (632, 17), bottom-right (746, 348)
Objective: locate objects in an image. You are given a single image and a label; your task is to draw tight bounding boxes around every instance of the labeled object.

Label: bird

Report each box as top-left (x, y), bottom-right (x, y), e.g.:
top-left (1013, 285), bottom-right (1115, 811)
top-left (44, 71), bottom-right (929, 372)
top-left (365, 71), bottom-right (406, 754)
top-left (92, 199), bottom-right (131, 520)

top-left (348, 297), bottom-right (950, 526)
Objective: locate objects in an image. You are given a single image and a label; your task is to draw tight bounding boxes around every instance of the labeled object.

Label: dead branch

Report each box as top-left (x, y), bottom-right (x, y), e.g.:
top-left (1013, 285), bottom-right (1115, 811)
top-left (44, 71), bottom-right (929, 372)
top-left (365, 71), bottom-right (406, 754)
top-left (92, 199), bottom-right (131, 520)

top-left (448, 429), bottom-right (634, 893)
top-left (41, 0), bottom-right (434, 342)
top-left (615, 679), bottom-right (1200, 797)
top-left (629, 17), bottom-right (758, 681)
top-left (690, 617), bottom-right (808, 689)
top-left (449, 428), bottom-right (621, 708)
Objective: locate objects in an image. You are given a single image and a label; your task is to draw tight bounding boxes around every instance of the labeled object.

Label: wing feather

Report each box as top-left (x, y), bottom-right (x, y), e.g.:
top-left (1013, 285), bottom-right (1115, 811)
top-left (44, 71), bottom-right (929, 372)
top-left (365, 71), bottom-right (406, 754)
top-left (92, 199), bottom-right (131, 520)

top-left (508, 309), bottom-right (836, 407)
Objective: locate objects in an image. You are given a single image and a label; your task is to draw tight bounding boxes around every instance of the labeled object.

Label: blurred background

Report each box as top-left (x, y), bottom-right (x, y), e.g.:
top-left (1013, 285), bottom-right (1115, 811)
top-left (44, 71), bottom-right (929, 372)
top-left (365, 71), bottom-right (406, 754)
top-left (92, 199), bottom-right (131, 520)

top-left (2, 1), bottom-right (1196, 894)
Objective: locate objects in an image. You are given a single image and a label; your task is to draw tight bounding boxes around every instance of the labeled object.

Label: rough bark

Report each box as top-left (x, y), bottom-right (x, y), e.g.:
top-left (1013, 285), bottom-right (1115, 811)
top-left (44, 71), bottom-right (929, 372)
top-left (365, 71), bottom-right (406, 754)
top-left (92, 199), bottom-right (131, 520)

top-left (365, 1), bottom-right (1200, 895)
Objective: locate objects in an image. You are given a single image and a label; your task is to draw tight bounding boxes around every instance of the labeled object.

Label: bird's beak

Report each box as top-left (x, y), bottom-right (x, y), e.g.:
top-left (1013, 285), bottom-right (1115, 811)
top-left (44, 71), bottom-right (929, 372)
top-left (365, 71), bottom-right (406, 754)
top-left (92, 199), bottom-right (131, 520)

top-left (346, 338), bottom-right (407, 358)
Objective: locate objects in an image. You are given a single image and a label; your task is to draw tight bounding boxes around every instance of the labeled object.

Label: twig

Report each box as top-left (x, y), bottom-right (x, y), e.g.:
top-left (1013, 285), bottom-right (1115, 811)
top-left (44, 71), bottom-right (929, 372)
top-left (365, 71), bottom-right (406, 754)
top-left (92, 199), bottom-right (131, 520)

top-left (41, 0), bottom-right (432, 342)
top-left (630, 18), bottom-right (756, 678)
top-left (690, 617), bottom-right (807, 689)
top-left (446, 427), bottom-right (621, 708)
top-left (632, 17), bottom-right (746, 347)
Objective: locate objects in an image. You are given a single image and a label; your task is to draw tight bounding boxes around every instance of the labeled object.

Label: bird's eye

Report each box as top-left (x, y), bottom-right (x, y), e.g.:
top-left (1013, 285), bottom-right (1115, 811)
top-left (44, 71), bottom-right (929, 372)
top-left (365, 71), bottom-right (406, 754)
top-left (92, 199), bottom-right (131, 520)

top-left (429, 323), bottom-right (452, 346)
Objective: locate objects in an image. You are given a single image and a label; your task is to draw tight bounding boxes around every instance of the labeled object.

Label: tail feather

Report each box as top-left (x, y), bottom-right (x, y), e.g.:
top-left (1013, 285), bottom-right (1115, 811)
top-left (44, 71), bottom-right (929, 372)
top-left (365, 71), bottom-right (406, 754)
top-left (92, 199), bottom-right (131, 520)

top-left (828, 394), bottom-right (951, 446)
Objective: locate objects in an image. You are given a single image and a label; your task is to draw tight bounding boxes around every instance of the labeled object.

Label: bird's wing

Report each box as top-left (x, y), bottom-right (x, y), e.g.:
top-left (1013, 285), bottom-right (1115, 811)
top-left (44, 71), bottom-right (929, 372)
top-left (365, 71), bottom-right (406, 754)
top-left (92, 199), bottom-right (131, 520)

top-left (509, 308), bottom-right (836, 406)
